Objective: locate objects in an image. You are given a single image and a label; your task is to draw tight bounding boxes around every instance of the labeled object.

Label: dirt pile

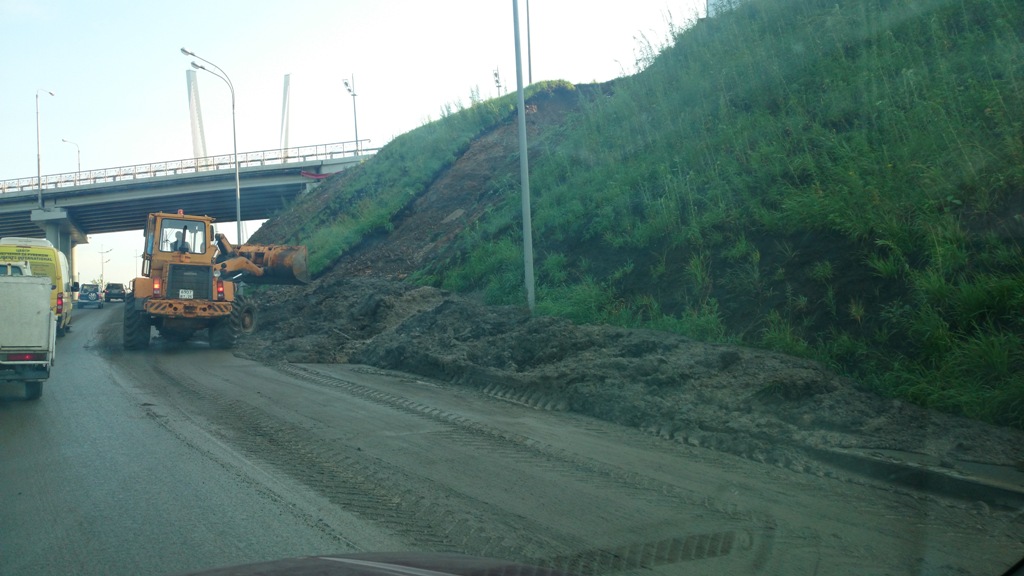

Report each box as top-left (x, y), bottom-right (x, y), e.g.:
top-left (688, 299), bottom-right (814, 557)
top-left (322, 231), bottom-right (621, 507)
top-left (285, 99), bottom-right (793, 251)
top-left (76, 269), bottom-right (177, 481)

top-left (240, 276), bottom-right (1024, 481)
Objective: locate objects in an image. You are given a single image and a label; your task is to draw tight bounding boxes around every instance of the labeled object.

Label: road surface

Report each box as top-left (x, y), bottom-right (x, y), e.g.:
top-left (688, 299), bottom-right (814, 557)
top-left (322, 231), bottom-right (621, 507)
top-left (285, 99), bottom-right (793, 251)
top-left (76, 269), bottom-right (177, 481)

top-left (1, 306), bottom-right (1020, 575)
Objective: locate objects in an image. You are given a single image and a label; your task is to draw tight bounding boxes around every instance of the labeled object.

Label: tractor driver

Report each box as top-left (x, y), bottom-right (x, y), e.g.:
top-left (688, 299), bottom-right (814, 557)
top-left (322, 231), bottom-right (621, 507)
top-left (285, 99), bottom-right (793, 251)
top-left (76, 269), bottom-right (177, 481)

top-left (173, 230), bottom-right (191, 253)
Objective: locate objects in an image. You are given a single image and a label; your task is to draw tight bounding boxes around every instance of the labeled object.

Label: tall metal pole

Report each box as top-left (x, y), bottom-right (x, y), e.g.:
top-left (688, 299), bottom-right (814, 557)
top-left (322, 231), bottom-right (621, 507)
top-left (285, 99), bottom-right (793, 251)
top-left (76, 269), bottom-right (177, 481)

top-left (229, 81), bottom-right (240, 243)
top-left (98, 246), bottom-right (112, 288)
top-left (280, 74), bottom-right (291, 155)
top-left (181, 48), bottom-right (242, 244)
top-left (344, 76), bottom-right (359, 153)
top-left (513, 0), bottom-right (535, 311)
top-left (62, 138), bottom-right (80, 185)
top-left (526, 0), bottom-right (533, 85)
top-left (36, 89), bottom-right (54, 208)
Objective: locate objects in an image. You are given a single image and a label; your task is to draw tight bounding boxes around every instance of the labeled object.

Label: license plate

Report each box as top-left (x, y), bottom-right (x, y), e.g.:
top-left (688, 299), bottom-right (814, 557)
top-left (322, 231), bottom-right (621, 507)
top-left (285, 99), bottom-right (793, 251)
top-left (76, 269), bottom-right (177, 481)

top-left (179, 289), bottom-right (194, 299)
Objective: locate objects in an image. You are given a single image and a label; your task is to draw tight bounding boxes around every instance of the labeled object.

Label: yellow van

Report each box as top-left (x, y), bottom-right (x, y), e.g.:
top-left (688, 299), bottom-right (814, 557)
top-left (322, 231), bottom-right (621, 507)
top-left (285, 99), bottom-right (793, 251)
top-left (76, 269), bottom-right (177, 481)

top-left (0, 237), bottom-right (79, 336)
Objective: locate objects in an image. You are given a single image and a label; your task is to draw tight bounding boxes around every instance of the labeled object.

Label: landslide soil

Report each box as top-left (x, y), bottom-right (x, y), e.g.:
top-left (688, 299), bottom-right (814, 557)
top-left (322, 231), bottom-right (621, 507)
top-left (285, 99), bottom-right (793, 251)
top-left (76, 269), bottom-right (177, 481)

top-left (239, 89), bottom-right (1024, 490)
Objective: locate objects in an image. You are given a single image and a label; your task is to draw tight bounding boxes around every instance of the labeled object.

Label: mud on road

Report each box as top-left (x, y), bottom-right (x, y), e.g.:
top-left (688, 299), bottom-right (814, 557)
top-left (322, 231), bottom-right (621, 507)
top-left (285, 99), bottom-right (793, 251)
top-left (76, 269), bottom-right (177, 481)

top-left (90, 307), bottom-right (1022, 575)
top-left (238, 276), bottom-right (1024, 506)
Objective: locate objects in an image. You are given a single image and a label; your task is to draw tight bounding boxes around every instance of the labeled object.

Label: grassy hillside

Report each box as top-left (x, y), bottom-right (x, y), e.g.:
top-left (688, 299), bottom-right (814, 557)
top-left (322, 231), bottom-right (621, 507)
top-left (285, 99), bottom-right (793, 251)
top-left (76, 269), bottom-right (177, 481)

top-left (255, 0), bottom-right (1024, 428)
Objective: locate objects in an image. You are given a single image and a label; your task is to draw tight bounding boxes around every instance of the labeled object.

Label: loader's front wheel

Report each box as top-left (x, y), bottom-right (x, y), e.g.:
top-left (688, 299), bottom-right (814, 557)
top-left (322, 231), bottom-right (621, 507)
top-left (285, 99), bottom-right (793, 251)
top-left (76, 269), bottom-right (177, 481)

top-left (123, 292), bottom-right (151, 350)
top-left (237, 295), bottom-right (257, 335)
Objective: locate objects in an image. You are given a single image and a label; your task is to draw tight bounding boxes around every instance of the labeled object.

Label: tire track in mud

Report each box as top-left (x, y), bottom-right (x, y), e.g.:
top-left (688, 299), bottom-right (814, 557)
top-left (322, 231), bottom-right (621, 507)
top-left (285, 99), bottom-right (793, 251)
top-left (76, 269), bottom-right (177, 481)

top-left (276, 364), bottom-right (765, 517)
top-left (134, 358), bottom-right (770, 574)
top-left (270, 364), bottom-right (776, 573)
top-left (135, 398), bottom-right (364, 551)
top-left (143, 361), bottom-right (580, 561)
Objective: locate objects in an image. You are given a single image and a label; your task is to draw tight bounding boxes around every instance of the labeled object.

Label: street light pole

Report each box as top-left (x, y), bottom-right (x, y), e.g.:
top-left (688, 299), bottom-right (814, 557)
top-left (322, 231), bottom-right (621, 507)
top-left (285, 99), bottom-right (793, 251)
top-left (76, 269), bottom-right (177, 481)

top-left (343, 75), bottom-right (359, 153)
top-left (62, 138), bottom-right (80, 185)
top-left (98, 246), bottom-right (112, 289)
top-left (513, 0), bottom-right (535, 311)
top-left (36, 89), bottom-right (55, 208)
top-left (180, 47), bottom-right (242, 244)
top-left (526, 0), bottom-right (533, 85)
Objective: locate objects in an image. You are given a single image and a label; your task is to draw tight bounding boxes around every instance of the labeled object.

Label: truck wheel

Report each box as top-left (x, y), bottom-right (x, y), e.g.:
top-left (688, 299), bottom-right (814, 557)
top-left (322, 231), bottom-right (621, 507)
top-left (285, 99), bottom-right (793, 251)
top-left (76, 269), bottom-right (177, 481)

top-left (123, 292), bottom-right (151, 350)
top-left (25, 381), bottom-right (42, 400)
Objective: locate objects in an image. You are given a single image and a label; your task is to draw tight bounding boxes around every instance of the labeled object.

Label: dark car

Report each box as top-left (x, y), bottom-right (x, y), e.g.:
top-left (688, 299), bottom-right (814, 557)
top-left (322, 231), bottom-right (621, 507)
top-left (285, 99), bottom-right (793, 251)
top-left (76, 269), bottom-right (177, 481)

top-left (79, 283), bottom-right (103, 308)
top-left (104, 282), bottom-right (126, 302)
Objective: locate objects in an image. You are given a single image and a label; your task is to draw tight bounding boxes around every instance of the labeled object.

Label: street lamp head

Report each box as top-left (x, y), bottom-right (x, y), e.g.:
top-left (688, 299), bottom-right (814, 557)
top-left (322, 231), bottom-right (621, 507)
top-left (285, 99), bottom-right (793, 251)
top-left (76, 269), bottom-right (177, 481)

top-left (191, 62), bottom-right (205, 71)
top-left (180, 47), bottom-right (194, 56)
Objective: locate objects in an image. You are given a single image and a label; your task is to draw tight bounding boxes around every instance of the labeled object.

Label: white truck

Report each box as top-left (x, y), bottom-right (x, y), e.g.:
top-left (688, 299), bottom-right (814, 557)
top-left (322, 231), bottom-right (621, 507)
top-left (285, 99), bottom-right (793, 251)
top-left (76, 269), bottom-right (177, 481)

top-left (0, 260), bottom-right (56, 400)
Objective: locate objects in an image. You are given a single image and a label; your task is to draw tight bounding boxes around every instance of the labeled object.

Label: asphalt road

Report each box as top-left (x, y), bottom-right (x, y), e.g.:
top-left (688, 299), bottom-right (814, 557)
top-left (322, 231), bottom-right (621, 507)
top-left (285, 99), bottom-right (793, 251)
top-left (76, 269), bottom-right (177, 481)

top-left (1, 306), bottom-right (1020, 575)
top-left (0, 306), bottom-right (396, 575)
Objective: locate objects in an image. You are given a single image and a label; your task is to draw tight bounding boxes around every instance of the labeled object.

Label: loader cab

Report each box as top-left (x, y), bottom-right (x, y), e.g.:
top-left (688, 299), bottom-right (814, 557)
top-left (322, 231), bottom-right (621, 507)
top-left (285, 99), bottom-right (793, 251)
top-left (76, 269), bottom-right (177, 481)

top-left (158, 218), bottom-right (208, 255)
top-left (141, 213), bottom-right (214, 278)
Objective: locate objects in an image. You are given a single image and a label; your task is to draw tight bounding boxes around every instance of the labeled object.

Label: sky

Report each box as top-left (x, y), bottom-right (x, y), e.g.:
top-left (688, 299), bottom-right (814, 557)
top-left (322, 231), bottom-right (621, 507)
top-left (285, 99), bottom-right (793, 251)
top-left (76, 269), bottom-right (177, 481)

top-left (1, 0), bottom-right (704, 286)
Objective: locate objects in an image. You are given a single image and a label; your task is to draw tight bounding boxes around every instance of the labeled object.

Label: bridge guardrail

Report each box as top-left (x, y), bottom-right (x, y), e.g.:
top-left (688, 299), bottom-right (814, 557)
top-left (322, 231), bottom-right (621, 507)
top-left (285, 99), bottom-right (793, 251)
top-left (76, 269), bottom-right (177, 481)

top-left (1, 141), bottom-right (375, 194)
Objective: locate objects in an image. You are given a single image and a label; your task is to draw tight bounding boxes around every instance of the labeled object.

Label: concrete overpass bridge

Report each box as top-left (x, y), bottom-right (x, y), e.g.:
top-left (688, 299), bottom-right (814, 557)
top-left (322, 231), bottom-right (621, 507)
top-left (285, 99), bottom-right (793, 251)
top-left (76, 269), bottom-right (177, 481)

top-left (0, 141), bottom-right (372, 274)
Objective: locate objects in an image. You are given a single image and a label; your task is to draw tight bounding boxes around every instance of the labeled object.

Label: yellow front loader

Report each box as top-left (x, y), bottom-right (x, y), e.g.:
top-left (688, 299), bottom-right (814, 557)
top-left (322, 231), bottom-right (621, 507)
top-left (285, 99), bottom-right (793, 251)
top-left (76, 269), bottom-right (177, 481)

top-left (123, 211), bottom-right (308, 350)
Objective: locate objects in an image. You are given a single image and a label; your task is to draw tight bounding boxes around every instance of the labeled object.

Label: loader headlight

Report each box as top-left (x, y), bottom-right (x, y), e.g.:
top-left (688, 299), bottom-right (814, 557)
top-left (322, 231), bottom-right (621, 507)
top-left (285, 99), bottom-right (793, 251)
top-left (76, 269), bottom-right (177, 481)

top-left (213, 269), bottom-right (221, 278)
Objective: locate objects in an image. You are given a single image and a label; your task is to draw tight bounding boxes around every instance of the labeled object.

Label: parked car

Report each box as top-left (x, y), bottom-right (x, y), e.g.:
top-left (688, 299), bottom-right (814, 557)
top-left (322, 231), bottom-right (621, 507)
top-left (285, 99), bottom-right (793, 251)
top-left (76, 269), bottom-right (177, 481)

top-left (104, 282), bottom-right (126, 302)
top-left (79, 283), bottom-right (103, 308)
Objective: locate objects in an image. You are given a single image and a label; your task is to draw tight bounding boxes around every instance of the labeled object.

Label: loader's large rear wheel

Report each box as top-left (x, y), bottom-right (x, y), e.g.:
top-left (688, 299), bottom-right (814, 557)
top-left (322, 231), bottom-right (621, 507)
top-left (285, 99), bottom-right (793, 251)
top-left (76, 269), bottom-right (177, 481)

top-left (123, 292), bottom-right (151, 350)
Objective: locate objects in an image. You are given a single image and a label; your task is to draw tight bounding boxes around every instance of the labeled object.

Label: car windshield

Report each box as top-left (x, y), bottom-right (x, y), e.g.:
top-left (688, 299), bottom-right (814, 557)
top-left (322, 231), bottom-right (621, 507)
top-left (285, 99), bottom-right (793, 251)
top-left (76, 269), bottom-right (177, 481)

top-left (2, 2), bottom-right (1022, 576)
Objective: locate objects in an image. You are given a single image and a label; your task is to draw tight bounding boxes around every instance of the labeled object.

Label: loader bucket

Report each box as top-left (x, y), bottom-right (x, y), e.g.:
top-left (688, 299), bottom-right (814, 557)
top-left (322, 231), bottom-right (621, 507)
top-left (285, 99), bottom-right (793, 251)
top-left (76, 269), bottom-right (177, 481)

top-left (235, 244), bottom-right (310, 285)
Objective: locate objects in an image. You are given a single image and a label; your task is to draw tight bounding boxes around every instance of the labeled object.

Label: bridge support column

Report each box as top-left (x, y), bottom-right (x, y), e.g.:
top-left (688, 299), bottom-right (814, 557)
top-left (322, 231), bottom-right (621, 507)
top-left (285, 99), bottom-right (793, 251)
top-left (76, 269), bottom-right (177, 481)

top-left (31, 208), bottom-right (87, 283)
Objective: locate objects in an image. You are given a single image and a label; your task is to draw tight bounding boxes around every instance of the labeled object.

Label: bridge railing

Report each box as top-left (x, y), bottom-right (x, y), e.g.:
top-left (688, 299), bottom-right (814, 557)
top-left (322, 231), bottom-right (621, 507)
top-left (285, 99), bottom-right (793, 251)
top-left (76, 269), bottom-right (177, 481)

top-left (0, 140), bottom-right (375, 194)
